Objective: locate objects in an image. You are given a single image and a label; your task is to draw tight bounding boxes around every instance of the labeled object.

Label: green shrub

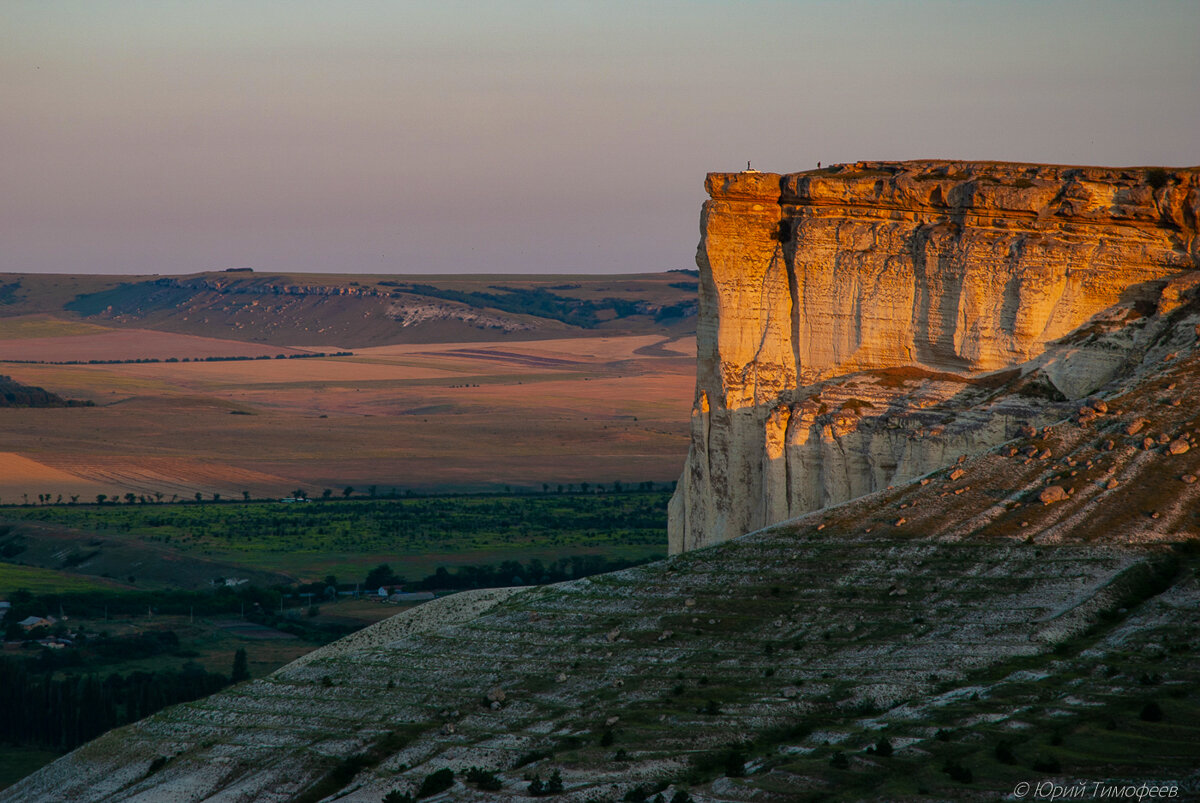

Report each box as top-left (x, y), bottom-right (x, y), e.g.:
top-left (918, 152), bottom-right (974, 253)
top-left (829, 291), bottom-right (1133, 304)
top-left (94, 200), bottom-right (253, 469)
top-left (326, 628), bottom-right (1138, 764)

top-left (416, 768), bottom-right (454, 798)
top-left (942, 760), bottom-right (972, 783)
top-left (1032, 755), bottom-right (1061, 773)
top-left (465, 767), bottom-right (502, 791)
top-left (1140, 701), bottom-right (1164, 722)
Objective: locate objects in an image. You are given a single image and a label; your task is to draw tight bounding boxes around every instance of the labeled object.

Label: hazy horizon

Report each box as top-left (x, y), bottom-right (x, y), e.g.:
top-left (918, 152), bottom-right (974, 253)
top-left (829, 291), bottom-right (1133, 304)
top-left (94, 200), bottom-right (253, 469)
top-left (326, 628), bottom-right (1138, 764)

top-left (3, 0), bottom-right (1197, 277)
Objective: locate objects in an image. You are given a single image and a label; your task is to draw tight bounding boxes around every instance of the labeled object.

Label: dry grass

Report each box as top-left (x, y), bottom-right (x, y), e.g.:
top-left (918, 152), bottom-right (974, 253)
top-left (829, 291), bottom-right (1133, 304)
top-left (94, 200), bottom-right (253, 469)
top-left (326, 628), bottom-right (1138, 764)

top-left (0, 333), bottom-right (695, 500)
top-left (0, 315), bottom-right (114, 340)
top-left (0, 328), bottom-right (306, 363)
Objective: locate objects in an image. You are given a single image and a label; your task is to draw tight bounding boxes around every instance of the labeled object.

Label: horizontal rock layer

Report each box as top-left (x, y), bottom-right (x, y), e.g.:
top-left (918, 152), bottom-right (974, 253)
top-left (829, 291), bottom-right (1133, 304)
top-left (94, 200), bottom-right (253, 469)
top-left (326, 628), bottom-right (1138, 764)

top-left (670, 160), bottom-right (1200, 552)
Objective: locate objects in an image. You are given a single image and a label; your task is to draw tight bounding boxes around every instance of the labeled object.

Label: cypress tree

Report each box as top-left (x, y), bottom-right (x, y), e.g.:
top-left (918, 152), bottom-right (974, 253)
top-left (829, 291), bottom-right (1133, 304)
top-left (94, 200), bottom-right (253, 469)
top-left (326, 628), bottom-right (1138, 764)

top-left (231, 648), bottom-right (250, 683)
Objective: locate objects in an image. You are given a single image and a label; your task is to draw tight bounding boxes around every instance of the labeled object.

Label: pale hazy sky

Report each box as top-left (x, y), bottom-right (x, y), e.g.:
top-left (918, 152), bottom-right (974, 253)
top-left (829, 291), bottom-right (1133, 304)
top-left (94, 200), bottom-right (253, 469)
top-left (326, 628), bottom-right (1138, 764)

top-left (2, 1), bottom-right (1197, 276)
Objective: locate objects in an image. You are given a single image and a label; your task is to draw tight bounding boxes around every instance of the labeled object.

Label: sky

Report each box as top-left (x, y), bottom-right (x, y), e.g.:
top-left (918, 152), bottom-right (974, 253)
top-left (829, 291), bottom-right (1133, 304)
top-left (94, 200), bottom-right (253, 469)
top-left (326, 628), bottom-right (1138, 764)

top-left (2, 1), bottom-right (1197, 277)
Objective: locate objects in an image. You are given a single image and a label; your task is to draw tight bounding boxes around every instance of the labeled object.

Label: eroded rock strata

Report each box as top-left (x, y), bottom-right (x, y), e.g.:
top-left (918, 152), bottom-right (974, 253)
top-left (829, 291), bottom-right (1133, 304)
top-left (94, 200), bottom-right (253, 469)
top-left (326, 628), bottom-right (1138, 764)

top-left (670, 161), bottom-right (1200, 552)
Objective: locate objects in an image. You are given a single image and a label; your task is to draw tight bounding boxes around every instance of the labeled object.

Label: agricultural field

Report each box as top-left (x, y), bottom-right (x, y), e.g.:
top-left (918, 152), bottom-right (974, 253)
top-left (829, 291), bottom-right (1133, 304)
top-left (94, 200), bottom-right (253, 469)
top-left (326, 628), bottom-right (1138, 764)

top-left (1, 491), bottom-right (671, 586)
top-left (0, 306), bottom-right (696, 503)
top-left (0, 563), bottom-right (125, 595)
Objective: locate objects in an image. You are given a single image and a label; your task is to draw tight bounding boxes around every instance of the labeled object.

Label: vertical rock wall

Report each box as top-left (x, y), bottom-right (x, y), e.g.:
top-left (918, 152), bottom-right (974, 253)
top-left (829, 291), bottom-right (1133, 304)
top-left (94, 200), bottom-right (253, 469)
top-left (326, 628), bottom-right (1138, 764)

top-left (669, 161), bottom-right (1200, 553)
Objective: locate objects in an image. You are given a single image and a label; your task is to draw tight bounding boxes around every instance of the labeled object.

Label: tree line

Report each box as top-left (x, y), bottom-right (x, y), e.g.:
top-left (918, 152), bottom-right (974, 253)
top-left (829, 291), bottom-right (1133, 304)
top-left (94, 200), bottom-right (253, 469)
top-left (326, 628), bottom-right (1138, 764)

top-left (3, 351), bottom-right (353, 366)
top-left (362, 553), bottom-right (660, 592)
top-left (0, 654), bottom-right (230, 752)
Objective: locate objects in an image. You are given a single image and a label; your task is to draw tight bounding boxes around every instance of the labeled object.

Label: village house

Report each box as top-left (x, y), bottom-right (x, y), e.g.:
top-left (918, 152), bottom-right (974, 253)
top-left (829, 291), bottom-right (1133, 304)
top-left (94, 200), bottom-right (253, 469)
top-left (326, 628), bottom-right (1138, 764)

top-left (17, 615), bottom-right (55, 631)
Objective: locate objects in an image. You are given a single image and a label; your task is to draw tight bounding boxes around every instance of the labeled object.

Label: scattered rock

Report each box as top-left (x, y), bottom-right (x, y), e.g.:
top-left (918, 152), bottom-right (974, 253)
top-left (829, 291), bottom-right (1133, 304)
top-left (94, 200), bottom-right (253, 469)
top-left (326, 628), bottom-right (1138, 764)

top-left (1101, 439), bottom-right (1115, 451)
top-left (556, 673), bottom-right (568, 682)
top-left (1105, 478), bottom-right (1119, 490)
top-left (949, 468), bottom-right (965, 481)
top-left (1168, 439), bottom-right (1190, 455)
top-left (489, 701), bottom-right (502, 711)
top-left (1089, 399), bottom-right (1108, 414)
top-left (895, 517), bottom-right (907, 526)
top-left (1019, 424), bottom-right (1037, 438)
top-left (1182, 474), bottom-right (1197, 484)
top-left (441, 723), bottom-right (456, 735)
top-left (486, 687), bottom-right (506, 703)
top-left (1039, 485), bottom-right (1068, 505)
top-left (1125, 418), bottom-right (1149, 436)
top-left (1143, 437), bottom-right (1156, 451)
top-left (684, 598), bottom-right (696, 608)
top-left (606, 627), bottom-right (621, 643)
top-left (657, 629), bottom-right (674, 642)
top-left (605, 716), bottom-right (620, 727)
top-left (1037, 449), bottom-right (1052, 460)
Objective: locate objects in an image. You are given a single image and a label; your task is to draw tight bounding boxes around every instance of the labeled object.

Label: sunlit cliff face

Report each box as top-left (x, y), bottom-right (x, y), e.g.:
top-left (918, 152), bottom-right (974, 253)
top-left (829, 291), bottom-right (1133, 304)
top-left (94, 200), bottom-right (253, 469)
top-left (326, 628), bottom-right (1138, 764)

top-left (670, 161), bottom-right (1200, 552)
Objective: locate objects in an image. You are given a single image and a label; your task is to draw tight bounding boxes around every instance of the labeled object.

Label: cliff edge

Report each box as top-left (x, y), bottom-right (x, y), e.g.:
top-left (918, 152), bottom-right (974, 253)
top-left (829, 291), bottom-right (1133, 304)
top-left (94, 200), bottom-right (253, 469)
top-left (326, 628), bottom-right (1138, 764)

top-left (670, 160), bottom-right (1200, 552)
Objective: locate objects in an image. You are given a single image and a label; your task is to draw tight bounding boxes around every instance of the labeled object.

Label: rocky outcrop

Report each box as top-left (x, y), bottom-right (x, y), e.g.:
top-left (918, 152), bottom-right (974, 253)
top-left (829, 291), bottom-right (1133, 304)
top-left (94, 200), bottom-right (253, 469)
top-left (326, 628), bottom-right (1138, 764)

top-left (670, 161), bottom-right (1200, 552)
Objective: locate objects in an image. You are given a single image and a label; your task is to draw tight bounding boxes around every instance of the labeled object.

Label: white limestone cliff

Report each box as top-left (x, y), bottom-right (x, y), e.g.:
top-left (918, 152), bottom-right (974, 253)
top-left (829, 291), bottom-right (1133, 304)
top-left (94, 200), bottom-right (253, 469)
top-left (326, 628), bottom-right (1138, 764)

top-left (669, 161), bottom-right (1200, 552)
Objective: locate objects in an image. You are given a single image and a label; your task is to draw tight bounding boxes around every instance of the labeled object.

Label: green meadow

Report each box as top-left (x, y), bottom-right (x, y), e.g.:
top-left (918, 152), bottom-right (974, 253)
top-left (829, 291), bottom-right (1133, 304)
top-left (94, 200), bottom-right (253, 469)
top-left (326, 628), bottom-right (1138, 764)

top-left (2, 490), bottom-right (670, 587)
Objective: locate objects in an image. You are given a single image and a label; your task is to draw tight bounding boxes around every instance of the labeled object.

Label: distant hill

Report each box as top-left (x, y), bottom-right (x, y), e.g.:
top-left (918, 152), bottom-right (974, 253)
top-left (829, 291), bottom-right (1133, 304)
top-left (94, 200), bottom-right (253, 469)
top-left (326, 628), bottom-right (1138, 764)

top-left (0, 375), bottom-right (93, 408)
top-left (0, 271), bottom-right (697, 348)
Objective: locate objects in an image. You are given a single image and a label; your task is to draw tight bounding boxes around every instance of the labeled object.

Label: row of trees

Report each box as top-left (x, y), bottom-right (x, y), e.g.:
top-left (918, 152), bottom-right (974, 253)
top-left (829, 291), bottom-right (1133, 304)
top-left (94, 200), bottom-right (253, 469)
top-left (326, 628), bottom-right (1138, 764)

top-left (3, 351), bottom-right (353, 366)
top-left (0, 655), bottom-right (233, 751)
top-left (362, 553), bottom-right (659, 593)
top-left (6, 482), bottom-right (677, 507)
